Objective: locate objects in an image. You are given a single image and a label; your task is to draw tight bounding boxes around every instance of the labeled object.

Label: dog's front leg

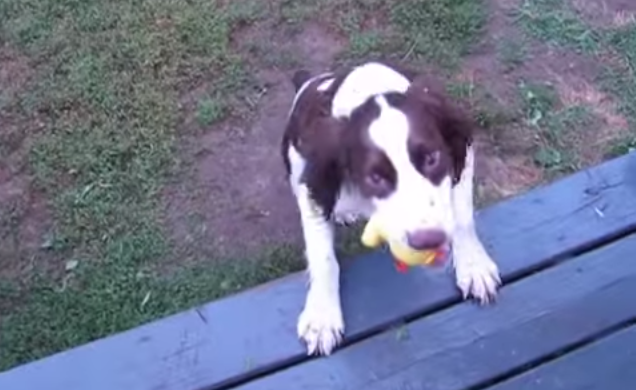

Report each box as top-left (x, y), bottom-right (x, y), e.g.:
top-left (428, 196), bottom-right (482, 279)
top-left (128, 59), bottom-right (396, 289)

top-left (451, 146), bottom-right (501, 303)
top-left (293, 182), bottom-right (344, 355)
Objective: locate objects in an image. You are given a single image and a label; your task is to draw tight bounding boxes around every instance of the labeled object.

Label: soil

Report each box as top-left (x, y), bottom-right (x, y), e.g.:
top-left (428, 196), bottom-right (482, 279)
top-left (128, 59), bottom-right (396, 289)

top-left (164, 23), bottom-right (347, 259)
top-left (0, 44), bottom-right (57, 282)
top-left (573, 0), bottom-right (636, 27)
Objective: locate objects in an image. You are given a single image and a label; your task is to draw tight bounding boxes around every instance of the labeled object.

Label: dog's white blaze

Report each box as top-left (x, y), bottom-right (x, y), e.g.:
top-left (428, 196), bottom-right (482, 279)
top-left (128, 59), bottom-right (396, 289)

top-left (367, 96), bottom-right (455, 241)
top-left (331, 62), bottom-right (410, 118)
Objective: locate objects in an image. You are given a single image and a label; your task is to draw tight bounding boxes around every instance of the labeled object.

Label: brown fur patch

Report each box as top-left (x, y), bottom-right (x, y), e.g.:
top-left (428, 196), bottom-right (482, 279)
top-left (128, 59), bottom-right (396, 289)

top-left (407, 75), bottom-right (474, 183)
top-left (282, 71), bottom-right (350, 215)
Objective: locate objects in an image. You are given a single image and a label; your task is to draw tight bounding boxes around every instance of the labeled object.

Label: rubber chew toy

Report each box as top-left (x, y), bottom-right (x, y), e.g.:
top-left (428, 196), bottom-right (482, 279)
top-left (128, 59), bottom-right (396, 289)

top-left (361, 216), bottom-right (444, 272)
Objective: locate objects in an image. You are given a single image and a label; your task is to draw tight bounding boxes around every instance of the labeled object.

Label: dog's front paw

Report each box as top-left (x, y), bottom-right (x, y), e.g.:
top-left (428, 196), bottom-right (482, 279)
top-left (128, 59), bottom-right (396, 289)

top-left (297, 291), bottom-right (344, 356)
top-left (333, 212), bottom-right (359, 226)
top-left (453, 240), bottom-right (501, 304)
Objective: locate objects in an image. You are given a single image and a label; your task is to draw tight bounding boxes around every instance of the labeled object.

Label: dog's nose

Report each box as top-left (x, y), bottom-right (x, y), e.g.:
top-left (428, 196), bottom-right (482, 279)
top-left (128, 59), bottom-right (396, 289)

top-left (406, 229), bottom-right (447, 250)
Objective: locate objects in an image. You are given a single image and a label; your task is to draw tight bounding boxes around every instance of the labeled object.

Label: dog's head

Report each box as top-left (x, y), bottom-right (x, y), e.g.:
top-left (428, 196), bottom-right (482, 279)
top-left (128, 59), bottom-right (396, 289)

top-left (286, 67), bottom-right (473, 251)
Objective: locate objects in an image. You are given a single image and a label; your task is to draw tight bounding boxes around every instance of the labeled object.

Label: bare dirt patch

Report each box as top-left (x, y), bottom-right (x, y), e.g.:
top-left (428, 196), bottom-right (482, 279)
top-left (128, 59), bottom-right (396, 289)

top-left (0, 45), bottom-right (57, 282)
top-left (165, 24), bottom-right (345, 259)
top-left (573, 0), bottom-right (636, 27)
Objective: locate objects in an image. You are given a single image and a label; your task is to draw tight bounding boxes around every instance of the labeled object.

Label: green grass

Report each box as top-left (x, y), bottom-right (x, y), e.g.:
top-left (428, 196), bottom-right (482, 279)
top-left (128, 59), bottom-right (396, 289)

top-left (511, 0), bottom-right (636, 158)
top-left (518, 80), bottom-right (593, 173)
top-left (512, 0), bottom-right (600, 53)
top-left (600, 24), bottom-right (636, 156)
top-left (602, 24), bottom-right (636, 124)
top-left (0, 245), bottom-right (304, 369)
top-left (196, 98), bottom-right (226, 126)
top-left (447, 80), bottom-right (518, 132)
top-left (498, 38), bottom-right (529, 72)
top-left (390, 0), bottom-right (487, 69)
top-left (0, 0), bottom-right (290, 370)
top-left (324, 0), bottom-right (488, 68)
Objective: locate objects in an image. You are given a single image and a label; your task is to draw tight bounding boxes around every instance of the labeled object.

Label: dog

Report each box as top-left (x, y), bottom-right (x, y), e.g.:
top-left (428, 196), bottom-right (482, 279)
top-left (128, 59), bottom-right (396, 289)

top-left (281, 61), bottom-right (501, 356)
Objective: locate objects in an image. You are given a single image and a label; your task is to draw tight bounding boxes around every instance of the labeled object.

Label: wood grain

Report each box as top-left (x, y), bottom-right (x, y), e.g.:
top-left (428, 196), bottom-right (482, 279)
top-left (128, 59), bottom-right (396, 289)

top-left (486, 325), bottom-right (636, 390)
top-left (232, 234), bottom-right (636, 390)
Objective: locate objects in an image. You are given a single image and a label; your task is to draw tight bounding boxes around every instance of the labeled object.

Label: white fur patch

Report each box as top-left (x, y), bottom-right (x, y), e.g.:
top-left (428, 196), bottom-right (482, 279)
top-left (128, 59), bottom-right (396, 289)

top-left (367, 95), bottom-right (455, 244)
top-left (331, 62), bottom-right (410, 118)
top-left (451, 146), bottom-right (501, 303)
top-left (287, 145), bottom-right (344, 355)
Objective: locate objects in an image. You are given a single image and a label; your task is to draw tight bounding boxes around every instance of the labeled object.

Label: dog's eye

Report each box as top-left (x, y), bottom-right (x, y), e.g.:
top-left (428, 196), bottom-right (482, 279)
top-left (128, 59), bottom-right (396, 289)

top-left (412, 148), bottom-right (440, 176)
top-left (367, 172), bottom-right (385, 186)
top-left (365, 170), bottom-right (393, 197)
top-left (422, 150), bottom-right (440, 172)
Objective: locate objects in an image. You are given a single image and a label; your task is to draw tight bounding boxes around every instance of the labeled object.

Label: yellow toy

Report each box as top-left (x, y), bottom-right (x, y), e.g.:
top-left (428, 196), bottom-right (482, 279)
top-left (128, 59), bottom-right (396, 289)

top-left (361, 216), bottom-right (445, 272)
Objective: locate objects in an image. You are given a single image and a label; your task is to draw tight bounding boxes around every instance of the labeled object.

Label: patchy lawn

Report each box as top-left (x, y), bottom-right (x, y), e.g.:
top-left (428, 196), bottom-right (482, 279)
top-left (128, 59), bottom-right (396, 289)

top-left (0, 0), bottom-right (634, 371)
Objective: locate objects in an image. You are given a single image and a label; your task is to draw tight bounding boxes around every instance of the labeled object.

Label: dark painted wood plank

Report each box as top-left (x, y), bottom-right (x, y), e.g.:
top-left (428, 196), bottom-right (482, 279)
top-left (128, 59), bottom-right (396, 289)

top-left (486, 325), bottom-right (636, 390)
top-left (1, 154), bottom-right (636, 390)
top-left (233, 233), bottom-right (636, 390)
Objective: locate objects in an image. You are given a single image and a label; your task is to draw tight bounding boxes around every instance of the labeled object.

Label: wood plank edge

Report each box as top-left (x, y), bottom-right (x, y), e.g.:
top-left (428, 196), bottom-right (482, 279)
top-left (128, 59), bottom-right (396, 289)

top-left (483, 323), bottom-right (636, 390)
top-left (471, 319), bottom-right (636, 390)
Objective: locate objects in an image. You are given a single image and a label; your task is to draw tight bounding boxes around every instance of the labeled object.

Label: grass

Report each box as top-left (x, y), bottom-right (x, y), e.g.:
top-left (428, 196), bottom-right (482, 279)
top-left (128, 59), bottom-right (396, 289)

top-left (498, 38), bottom-right (529, 72)
top-left (0, 0), bottom-right (289, 370)
top-left (602, 24), bottom-right (636, 125)
top-left (518, 80), bottom-right (593, 174)
top-left (390, 0), bottom-right (487, 69)
top-left (196, 98), bottom-right (226, 126)
top-left (511, 0), bottom-right (636, 158)
top-left (601, 24), bottom-right (636, 156)
top-left (319, 0), bottom-right (488, 68)
top-left (512, 0), bottom-right (601, 53)
top-left (0, 245), bottom-right (305, 369)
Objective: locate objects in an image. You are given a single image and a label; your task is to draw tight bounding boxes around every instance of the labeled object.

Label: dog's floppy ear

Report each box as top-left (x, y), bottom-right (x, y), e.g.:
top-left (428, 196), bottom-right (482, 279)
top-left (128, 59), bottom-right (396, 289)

top-left (286, 74), bottom-right (348, 218)
top-left (302, 116), bottom-right (346, 218)
top-left (292, 70), bottom-right (312, 92)
top-left (408, 74), bottom-right (474, 183)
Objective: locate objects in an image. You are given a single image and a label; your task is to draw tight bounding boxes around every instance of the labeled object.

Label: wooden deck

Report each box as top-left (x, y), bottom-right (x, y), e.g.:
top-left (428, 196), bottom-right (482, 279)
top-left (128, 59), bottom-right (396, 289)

top-left (2, 153), bottom-right (636, 390)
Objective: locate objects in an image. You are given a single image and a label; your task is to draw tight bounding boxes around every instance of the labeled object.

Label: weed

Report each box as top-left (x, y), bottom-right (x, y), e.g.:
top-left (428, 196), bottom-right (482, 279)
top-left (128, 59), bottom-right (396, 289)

top-left (601, 24), bottom-right (636, 128)
top-left (600, 24), bottom-right (636, 156)
top-left (196, 98), bottom-right (226, 126)
top-left (391, 0), bottom-right (487, 69)
top-left (512, 0), bottom-right (600, 53)
top-left (448, 81), bottom-right (518, 131)
top-left (518, 81), bottom-right (593, 173)
top-left (606, 137), bottom-right (636, 158)
top-left (447, 81), bottom-right (477, 101)
top-left (498, 39), bottom-right (528, 72)
top-left (244, 41), bottom-right (301, 69)
top-left (519, 80), bottom-right (560, 128)
top-left (347, 31), bottom-right (386, 60)
top-left (279, 0), bottom-right (321, 28)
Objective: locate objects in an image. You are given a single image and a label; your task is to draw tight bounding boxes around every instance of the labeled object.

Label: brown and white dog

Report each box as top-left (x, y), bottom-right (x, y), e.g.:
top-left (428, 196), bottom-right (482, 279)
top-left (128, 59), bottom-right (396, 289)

top-left (282, 62), bottom-right (501, 356)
